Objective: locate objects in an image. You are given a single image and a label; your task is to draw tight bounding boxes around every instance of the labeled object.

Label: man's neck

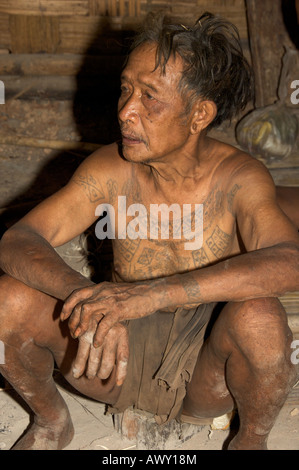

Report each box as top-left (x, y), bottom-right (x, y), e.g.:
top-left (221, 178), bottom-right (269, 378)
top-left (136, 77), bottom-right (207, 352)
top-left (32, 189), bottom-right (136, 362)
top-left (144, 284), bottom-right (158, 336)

top-left (144, 133), bottom-right (215, 191)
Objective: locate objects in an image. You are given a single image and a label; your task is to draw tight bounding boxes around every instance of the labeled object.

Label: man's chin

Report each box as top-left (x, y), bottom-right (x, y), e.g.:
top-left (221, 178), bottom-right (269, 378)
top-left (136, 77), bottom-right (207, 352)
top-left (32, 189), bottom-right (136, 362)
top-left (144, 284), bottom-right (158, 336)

top-left (121, 145), bottom-right (152, 164)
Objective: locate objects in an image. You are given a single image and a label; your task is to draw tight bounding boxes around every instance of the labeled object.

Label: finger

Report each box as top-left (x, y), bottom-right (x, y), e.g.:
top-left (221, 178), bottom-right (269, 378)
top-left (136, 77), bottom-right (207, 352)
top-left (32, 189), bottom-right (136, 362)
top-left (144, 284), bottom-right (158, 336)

top-left (61, 286), bottom-right (94, 321)
top-left (67, 302), bottom-right (84, 337)
top-left (93, 313), bottom-right (122, 348)
top-left (115, 328), bottom-right (129, 386)
top-left (72, 331), bottom-right (93, 378)
top-left (75, 305), bottom-right (105, 339)
top-left (115, 359), bottom-right (128, 387)
top-left (86, 344), bottom-right (103, 379)
top-left (97, 332), bottom-right (118, 380)
top-left (70, 303), bottom-right (104, 339)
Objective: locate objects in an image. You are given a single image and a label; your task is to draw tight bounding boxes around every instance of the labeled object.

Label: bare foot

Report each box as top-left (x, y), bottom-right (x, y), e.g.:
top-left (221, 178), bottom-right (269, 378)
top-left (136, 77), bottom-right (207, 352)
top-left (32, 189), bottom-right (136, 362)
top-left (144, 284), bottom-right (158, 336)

top-left (11, 413), bottom-right (74, 450)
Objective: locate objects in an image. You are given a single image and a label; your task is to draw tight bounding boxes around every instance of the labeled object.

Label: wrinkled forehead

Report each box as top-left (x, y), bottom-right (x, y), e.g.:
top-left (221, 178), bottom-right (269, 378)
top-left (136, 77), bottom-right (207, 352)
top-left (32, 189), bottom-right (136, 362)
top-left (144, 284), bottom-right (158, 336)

top-left (123, 42), bottom-right (184, 88)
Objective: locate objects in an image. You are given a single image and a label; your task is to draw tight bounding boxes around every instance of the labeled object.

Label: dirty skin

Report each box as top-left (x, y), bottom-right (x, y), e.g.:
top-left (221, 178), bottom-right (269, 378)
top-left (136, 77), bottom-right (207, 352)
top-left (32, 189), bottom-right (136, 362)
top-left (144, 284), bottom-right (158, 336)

top-left (0, 24), bottom-right (299, 451)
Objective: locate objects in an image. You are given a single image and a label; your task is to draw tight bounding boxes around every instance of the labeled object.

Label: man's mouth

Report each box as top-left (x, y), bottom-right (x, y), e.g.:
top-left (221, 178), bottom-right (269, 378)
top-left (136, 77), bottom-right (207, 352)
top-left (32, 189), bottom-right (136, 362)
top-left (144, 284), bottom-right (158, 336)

top-left (121, 132), bottom-right (144, 146)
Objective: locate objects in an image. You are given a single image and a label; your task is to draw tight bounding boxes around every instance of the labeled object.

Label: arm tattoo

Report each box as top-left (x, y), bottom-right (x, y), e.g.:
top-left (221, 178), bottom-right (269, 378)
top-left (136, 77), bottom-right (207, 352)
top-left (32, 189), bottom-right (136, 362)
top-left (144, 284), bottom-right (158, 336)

top-left (180, 273), bottom-right (201, 303)
top-left (227, 184), bottom-right (241, 215)
top-left (74, 173), bottom-right (105, 202)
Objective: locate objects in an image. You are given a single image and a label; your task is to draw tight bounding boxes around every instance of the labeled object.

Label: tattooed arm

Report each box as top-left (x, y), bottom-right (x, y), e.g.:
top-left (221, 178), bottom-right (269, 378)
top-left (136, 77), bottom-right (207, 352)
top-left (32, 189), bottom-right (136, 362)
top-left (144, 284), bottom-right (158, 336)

top-left (162, 161), bottom-right (299, 306)
top-left (0, 147), bottom-right (112, 299)
top-left (0, 144), bottom-right (135, 383)
top-left (167, 162), bottom-right (299, 306)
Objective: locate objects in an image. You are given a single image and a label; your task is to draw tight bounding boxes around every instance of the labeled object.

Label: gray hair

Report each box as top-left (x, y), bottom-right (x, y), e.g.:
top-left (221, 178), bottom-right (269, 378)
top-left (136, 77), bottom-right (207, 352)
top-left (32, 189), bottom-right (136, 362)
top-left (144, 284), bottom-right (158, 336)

top-left (129, 11), bottom-right (253, 128)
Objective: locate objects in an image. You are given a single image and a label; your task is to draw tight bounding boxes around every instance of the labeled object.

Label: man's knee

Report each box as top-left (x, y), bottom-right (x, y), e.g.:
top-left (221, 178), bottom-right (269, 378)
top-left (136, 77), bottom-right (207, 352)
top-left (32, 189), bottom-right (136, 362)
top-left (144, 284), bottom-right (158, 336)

top-left (0, 274), bottom-right (25, 317)
top-left (0, 274), bottom-right (58, 338)
top-left (221, 297), bottom-right (295, 372)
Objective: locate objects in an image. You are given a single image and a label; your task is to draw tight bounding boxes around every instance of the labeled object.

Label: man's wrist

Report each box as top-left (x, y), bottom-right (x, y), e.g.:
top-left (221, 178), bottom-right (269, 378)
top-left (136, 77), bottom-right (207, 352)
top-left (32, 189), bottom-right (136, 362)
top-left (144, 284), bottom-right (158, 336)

top-left (152, 272), bottom-right (202, 310)
top-left (62, 275), bottom-right (95, 301)
top-left (149, 275), bottom-right (183, 310)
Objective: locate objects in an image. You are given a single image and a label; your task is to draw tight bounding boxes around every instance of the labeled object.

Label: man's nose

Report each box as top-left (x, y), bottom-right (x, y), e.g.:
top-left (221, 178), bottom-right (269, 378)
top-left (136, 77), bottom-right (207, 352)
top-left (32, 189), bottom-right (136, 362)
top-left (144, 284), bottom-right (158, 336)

top-left (118, 93), bottom-right (139, 123)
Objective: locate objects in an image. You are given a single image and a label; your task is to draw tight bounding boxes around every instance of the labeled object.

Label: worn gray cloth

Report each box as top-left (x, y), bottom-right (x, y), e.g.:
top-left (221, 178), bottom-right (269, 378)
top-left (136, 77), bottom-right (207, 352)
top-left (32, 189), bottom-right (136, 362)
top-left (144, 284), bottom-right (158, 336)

top-left (108, 302), bottom-right (216, 424)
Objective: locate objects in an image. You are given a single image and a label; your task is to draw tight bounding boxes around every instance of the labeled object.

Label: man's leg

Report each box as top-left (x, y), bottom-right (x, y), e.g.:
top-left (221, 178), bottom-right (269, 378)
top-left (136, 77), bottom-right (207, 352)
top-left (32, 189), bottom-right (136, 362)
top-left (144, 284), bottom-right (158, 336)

top-left (0, 274), bottom-right (121, 450)
top-left (183, 298), bottom-right (297, 450)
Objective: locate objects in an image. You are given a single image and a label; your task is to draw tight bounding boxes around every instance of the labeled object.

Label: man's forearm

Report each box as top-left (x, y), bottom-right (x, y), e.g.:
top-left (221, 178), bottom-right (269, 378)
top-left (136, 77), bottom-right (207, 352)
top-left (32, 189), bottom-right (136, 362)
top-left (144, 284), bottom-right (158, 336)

top-left (0, 226), bottom-right (94, 300)
top-left (164, 242), bottom-right (299, 308)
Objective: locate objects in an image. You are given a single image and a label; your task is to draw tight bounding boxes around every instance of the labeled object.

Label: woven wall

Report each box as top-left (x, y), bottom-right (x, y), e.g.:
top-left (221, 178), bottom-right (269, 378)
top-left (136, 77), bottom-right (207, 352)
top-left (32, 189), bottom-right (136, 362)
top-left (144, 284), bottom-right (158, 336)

top-left (0, 0), bottom-right (249, 55)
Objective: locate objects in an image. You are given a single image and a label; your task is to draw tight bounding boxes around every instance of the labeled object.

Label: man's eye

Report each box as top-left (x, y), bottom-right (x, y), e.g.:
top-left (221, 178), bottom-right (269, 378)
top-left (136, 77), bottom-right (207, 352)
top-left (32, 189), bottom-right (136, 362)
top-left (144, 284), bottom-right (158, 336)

top-left (120, 86), bottom-right (129, 94)
top-left (144, 91), bottom-right (155, 101)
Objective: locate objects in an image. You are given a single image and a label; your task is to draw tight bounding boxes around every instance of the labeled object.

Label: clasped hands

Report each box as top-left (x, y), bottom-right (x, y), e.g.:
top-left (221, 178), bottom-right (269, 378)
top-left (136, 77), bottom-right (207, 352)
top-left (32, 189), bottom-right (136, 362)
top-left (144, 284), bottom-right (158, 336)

top-left (60, 280), bottom-right (165, 385)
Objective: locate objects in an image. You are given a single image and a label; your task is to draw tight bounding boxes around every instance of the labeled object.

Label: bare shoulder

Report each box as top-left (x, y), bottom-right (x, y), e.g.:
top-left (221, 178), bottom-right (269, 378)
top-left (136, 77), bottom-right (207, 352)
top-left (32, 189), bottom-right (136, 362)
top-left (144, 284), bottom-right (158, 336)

top-left (209, 139), bottom-right (276, 220)
top-left (230, 149), bottom-right (272, 181)
top-left (72, 143), bottom-right (127, 176)
top-left (214, 140), bottom-right (274, 191)
top-left (218, 144), bottom-right (299, 250)
top-left (229, 149), bottom-right (276, 202)
top-left (69, 143), bottom-right (130, 204)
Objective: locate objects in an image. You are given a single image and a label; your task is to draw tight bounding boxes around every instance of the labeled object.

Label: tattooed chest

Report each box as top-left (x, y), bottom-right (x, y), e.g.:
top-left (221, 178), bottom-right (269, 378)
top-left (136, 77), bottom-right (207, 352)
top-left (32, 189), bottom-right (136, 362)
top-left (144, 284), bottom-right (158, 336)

top-left (112, 221), bottom-right (235, 282)
top-left (111, 184), bottom-right (238, 281)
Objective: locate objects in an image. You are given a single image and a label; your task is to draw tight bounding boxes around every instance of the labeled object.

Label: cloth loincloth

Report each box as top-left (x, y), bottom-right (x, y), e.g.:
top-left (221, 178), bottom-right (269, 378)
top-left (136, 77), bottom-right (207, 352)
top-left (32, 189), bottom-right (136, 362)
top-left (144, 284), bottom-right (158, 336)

top-left (107, 302), bottom-right (217, 424)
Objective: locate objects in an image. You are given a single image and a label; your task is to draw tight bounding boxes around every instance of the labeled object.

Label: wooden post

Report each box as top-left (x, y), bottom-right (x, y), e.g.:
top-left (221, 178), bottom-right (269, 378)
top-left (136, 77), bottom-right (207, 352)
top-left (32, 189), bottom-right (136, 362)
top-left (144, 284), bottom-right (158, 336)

top-left (245, 0), bottom-right (294, 108)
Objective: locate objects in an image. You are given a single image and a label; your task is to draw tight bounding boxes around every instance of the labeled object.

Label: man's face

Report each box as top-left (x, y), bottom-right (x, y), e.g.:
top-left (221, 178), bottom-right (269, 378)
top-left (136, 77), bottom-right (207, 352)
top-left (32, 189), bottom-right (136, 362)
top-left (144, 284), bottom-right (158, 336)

top-left (118, 42), bottom-right (192, 164)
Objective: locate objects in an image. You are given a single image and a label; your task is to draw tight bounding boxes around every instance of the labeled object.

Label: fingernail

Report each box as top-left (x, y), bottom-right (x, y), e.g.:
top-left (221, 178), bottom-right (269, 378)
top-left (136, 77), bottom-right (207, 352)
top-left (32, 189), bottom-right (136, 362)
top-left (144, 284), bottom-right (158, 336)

top-left (93, 338), bottom-right (103, 348)
top-left (74, 327), bottom-right (81, 337)
top-left (72, 367), bottom-right (81, 378)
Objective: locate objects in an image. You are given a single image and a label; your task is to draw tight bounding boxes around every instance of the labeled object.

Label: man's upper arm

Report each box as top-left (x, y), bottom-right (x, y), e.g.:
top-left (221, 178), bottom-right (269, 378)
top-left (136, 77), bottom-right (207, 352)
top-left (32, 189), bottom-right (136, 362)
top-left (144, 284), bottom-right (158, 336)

top-left (13, 147), bottom-right (112, 247)
top-left (233, 159), bottom-right (299, 252)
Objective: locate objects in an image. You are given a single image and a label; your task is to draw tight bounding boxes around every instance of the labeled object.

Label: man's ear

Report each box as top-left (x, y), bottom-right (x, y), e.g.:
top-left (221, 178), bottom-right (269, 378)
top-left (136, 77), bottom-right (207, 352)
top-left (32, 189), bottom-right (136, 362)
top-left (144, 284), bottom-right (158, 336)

top-left (190, 100), bottom-right (217, 134)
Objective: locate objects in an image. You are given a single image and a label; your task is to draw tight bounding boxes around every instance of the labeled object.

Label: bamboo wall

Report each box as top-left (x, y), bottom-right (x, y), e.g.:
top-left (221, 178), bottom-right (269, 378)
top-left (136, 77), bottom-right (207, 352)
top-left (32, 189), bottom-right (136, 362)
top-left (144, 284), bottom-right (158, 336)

top-left (0, 0), bottom-right (249, 55)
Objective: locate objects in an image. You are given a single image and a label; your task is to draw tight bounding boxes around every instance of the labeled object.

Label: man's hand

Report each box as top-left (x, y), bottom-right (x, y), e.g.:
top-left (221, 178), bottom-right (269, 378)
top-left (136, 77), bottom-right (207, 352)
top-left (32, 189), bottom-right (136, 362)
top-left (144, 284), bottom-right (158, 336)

top-left (60, 280), bottom-right (167, 348)
top-left (72, 322), bottom-right (129, 386)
